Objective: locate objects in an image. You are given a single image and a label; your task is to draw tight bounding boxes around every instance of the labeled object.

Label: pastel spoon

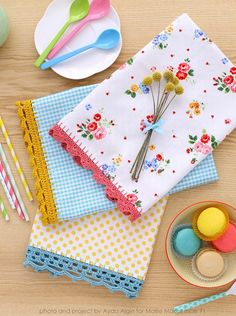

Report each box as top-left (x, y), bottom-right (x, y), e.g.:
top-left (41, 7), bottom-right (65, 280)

top-left (35, 0), bottom-right (89, 67)
top-left (40, 29), bottom-right (120, 70)
top-left (173, 281), bottom-right (236, 313)
top-left (48, 0), bottom-right (111, 59)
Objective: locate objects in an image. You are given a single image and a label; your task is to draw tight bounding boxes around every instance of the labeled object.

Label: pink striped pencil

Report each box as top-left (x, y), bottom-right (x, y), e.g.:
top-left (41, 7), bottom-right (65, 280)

top-left (0, 160), bottom-right (25, 220)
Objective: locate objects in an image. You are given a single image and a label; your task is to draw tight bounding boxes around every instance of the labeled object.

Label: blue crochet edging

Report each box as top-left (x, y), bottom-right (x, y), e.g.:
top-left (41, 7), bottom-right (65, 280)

top-left (24, 246), bottom-right (143, 298)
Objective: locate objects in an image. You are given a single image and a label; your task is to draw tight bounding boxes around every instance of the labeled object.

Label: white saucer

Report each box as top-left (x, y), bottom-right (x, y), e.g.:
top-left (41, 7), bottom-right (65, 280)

top-left (34, 0), bottom-right (122, 80)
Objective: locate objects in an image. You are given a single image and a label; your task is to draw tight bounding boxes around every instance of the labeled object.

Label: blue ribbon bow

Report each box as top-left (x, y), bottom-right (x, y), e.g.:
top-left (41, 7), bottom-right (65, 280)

top-left (143, 118), bottom-right (164, 134)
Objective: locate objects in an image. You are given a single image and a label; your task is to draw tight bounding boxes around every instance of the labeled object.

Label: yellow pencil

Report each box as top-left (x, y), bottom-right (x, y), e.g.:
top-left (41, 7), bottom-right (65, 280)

top-left (0, 116), bottom-right (33, 201)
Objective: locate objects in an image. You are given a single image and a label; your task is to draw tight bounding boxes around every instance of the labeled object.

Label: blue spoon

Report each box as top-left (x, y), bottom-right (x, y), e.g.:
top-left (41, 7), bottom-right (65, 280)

top-left (40, 29), bottom-right (120, 70)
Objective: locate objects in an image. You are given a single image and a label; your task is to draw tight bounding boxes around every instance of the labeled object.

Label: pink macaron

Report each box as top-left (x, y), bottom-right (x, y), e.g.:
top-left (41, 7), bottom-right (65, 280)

top-left (212, 222), bottom-right (236, 253)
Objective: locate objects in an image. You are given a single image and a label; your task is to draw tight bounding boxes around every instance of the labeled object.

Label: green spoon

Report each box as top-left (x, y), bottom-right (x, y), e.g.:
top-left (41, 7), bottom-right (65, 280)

top-left (35, 0), bottom-right (89, 67)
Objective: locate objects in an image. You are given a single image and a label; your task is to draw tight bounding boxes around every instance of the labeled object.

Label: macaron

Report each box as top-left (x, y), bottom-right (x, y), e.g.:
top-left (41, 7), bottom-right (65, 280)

top-left (212, 222), bottom-right (236, 253)
top-left (193, 249), bottom-right (226, 279)
top-left (172, 225), bottom-right (201, 257)
top-left (193, 207), bottom-right (229, 241)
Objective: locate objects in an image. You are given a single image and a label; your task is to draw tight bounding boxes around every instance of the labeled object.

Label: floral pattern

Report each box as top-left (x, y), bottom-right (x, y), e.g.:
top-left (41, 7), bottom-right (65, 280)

top-left (127, 189), bottom-right (142, 208)
top-left (193, 29), bottom-right (211, 42)
top-left (54, 14), bottom-right (236, 220)
top-left (125, 83), bottom-right (150, 98)
top-left (186, 101), bottom-right (205, 118)
top-left (221, 58), bottom-right (228, 65)
top-left (100, 163), bottom-right (117, 181)
top-left (186, 129), bottom-right (218, 164)
top-left (112, 154), bottom-right (123, 166)
top-left (140, 114), bottom-right (154, 131)
top-left (150, 66), bottom-right (157, 72)
top-left (119, 57), bottom-right (135, 70)
top-left (149, 144), bottom-right (156, 151)
top-left (152, 24), bottom-right (173, 49)
top-left (213, 67), bottom-right (236, 93)
top-left (143, 153), bottom-right (171, 175)
top-left (127, 57), bottom-right (134, 65)
top-left (100, 155), bottom-right (123, 181)
top-left (77, 110), bottom-right (115, 141)
top-left (85, 104), bottom-right (92, 111)
top-left (176, 58), bottom-right (195, 81)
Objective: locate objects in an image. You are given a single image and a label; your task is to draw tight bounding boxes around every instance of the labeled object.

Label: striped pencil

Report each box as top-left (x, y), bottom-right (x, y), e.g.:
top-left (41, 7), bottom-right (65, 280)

top-left (0, 170), bottom-right (15, 209)
top-left (0, 144), bottom-right (29, 221)
top-left (0, 116), bottom-right (33, 201)
top-left (0, 160), bottom-right (25, 220)
top-left (0, 196), bottom-right (9, 221)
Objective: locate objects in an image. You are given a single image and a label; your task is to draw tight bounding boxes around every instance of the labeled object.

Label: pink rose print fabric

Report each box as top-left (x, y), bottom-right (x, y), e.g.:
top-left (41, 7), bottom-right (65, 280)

top-left (213, 67), bottom-right (236, 93)
top-left (176, 59), bottom-right (194, 81)
top-left (187, 130), bottom-right (218, 164)
top-left (50, 14), bottom-right (236, 222)
top-left (77, 110), bottom-right (115, 141)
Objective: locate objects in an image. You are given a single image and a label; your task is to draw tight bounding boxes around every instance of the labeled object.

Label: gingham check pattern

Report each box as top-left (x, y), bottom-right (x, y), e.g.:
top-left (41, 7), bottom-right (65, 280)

top-left (32, 84), bottom-right (218, 221)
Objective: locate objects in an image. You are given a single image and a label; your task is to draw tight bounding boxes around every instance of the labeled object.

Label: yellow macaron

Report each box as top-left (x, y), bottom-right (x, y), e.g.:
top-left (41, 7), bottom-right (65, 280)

top-left (193, 207), bottom-right (229, 241)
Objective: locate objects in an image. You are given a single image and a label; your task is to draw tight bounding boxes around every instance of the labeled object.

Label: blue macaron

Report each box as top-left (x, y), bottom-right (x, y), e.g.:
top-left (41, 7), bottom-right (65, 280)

top-left (173, 226), bottom-right (201, 257)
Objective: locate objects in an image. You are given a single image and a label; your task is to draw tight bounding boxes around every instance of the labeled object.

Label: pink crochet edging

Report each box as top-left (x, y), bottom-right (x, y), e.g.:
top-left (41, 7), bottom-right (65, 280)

top-left (49, 124), bottom-right (141, 222)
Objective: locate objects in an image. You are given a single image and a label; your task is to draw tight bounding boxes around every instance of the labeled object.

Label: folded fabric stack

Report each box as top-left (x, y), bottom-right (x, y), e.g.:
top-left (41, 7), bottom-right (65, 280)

top-left (50, 13), bottom-right (236, 221)
top-left (17, 12), bottom-right (236, 297)
top-left (16, 84), bottom-right (218, 225)
top-left (17, 84), bottom-right (218, 297)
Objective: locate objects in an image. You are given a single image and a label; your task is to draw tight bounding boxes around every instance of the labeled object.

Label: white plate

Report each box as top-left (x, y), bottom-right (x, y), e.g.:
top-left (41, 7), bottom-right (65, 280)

top-left (34, 0), bottom-right (122, 79)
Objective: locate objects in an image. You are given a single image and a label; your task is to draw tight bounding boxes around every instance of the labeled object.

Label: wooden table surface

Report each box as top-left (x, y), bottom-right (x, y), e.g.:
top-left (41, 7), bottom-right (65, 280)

top-left (0, 1), bottom-right (236, 315)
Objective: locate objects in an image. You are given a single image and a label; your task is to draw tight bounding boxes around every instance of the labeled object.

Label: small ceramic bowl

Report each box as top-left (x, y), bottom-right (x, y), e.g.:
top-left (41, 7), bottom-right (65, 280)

top-left (165, 201), bottom-right (236, 288)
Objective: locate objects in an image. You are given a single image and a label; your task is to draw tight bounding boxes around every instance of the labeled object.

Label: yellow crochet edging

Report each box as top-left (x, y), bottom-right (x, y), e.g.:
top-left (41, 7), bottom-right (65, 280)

top-left (16, 100), bottom-right (58, 225)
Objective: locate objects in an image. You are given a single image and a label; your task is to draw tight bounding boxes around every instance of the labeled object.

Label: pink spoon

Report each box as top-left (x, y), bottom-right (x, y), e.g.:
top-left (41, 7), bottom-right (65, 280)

top-left (48, 0), bottom-right (111, 59)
